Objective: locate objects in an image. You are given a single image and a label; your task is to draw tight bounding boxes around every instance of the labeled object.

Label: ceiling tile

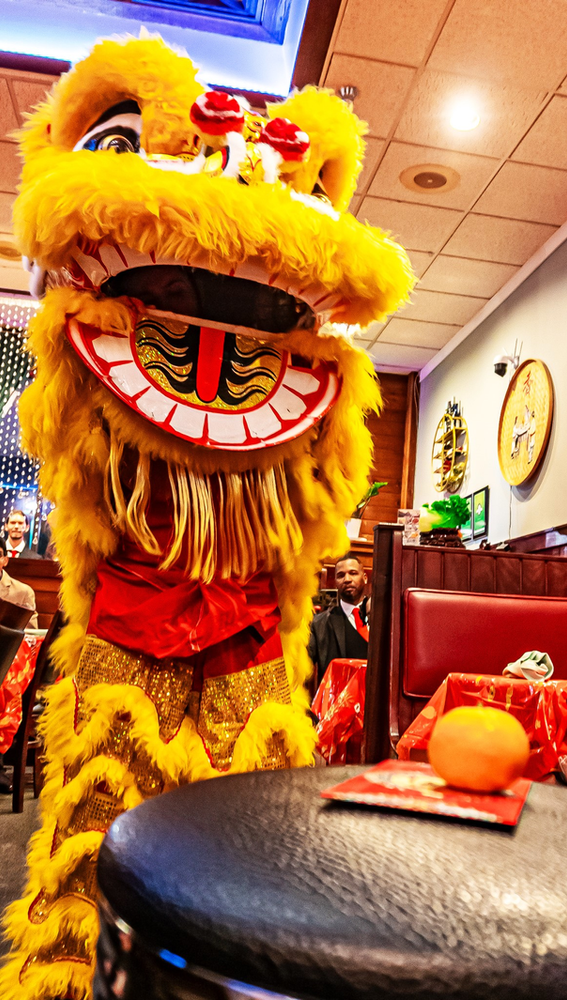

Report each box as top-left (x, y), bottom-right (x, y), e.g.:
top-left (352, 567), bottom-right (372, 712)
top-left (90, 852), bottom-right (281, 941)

top-left (357, 137), bottom-right (385, 193)
top-left (0, 79), bottom-right (19, 143)
top-left (0, 192), bottom-right (15, 233)
top-left (406, 249), bottom-right (435, 278)
top-left (349, 194), bottom-right (362, 215)
top-left (474, 161), bottom-right (567, 225)
top-left (442, 214), bottom-right (558, 265)
top-left (369, 341), bottom-right (436, 370)
top-left (324, 55), bottom-right (415, 138)
top-left (334, 0), bottom-right (448, 68)
top-left (358, 196), bottom-right (463, 252)
top-left (357, 319), bottom-right (387, 343)
top-left (368, 141), bottom-right (498, 210)
top-left (429, 0), bottom-right (567, 90)
top-left (399, 289), bottom-right (487, 325)
top-left (512, 96), bottom-right (567, 168)
top-left (418, 256), bottom-right (519, 296)
top-left (378, 317), bottom-right (460, 348)
top-left (0, 141), bottom-right (20, 195)
top-left (10, 77), bottom-right (54, 118)
top-left (394, 69), bottom-right (546, 159)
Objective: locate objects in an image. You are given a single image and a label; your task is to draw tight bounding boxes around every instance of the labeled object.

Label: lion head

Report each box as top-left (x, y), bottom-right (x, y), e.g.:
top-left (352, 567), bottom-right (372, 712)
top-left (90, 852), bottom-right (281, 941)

top-left (16, 34), bottom-right (413, 454)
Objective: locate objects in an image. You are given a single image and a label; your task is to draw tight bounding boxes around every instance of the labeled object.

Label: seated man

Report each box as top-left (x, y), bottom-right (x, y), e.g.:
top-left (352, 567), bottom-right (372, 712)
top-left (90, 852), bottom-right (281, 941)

top-left (0, 536), bottom-right (38, 628)
top-left (309, 552), bottom-right (369, 689)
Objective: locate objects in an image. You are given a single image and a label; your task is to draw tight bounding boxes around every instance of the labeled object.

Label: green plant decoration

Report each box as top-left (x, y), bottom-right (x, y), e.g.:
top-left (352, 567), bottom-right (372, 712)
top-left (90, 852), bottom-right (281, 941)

top-left (352, 481), bottom-right (388, 519)
top-left (422, 495), bottom-right (470, 530)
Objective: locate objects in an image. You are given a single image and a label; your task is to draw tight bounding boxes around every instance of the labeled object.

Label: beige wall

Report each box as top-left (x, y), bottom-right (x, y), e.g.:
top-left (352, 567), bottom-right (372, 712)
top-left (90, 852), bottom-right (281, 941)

top-left (413, 238), bottom-right (567, 544)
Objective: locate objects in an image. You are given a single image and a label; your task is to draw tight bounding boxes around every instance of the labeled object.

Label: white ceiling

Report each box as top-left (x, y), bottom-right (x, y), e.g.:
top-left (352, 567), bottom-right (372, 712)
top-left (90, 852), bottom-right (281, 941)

top-left (3, 0), bottom-right (567, 373)
top-left (322, 0), bottom-right (567, 371)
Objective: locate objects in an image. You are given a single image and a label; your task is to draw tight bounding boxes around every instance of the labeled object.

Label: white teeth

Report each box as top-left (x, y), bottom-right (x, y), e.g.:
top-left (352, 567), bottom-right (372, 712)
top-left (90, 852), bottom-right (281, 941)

top-left (232, 259), bottom-right (273, 285)
top-left (169, 403), bottom-right (206, 438)
top-left (314, 292), bottom-right (341, 311)
top-left (120, 246), bottom-right (155, 270)
top-left (98, 244), bottom-right (128, 275)
top-left (92, 334), bottom-right (132, 364)
top-left (135, 386), bottom-right (176, 423)
top-left (282, 368), bottom-right (319, 395)
top-left (207, 411), bottom-right (247, 444)
top-left (71, 246), bottom-right (107, 287)
top-left (301, 287), bottom-right (339, 310)
top-left (270, 384), bottom-right (307, 420)
top-left (109, 362), bottom-right (148, 395)
top-left (244, 404), bottom-right (282, 439)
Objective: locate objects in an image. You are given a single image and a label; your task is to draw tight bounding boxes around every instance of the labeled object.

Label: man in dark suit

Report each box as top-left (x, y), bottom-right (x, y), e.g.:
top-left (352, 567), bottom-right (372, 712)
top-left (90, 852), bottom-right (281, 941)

top-left (3, 510), bottom-right (41, 559)
top-left (309, 552), bottom-right (369, 689)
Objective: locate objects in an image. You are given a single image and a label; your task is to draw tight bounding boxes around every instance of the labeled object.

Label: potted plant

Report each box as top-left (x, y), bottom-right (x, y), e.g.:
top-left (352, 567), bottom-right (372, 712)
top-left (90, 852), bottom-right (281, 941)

top-left (419, 496), bottom-right (470, 548)
top-left (346, 481), bottom-right (388, 539)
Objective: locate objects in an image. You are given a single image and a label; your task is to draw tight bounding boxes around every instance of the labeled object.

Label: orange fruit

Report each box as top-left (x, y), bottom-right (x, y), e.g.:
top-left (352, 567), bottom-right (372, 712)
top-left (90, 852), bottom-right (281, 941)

top-left (428, 706), bottom-right (530, 792)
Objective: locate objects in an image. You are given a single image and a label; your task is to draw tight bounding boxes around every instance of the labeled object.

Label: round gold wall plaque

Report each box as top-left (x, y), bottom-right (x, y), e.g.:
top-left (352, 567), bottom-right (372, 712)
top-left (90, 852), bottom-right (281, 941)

top-left (431, 410), bottom-right (469, 493)
top-left (497, 359), bottom-right (553, 486)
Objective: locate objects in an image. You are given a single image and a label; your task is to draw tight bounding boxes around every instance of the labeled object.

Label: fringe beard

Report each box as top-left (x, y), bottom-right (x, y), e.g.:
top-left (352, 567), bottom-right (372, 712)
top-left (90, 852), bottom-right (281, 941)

top-left (106, 431), bottom-right (303, 583)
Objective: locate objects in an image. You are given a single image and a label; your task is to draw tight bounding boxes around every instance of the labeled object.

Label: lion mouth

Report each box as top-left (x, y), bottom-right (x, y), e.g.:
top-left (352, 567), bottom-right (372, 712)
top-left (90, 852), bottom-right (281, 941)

top-left (64, 254), bottom-right (340, 451)
top-left (100, 264), bottom-right (316, 336)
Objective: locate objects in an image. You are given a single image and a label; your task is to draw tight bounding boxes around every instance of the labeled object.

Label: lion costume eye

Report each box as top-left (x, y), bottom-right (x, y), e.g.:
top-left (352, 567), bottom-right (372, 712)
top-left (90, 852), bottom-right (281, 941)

top-left (73, 102), bottom-right (143, 155)
top-left (88, 130), bottom-right (140, 154)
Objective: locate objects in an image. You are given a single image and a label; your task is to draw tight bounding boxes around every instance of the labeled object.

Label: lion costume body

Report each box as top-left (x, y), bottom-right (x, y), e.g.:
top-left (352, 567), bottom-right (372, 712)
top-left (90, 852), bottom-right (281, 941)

top-left (0, 35), bottom-right (413, 999)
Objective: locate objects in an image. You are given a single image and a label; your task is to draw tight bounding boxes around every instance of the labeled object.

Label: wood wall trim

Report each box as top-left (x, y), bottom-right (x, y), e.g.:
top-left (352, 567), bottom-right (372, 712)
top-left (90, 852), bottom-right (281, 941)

top-left (291, 0), bottom-right (342, 88)
top-left (400, 372), bottom-right (419, 510)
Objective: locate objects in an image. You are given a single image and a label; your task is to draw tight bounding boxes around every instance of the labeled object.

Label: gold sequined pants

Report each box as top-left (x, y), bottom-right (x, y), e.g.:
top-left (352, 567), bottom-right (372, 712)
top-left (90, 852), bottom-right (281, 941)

top-left (2, 634), bottom-right (293, 1000)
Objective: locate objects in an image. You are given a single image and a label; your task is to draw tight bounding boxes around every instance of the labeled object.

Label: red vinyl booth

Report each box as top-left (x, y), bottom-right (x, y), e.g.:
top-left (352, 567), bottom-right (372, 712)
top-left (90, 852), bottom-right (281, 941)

top-left (402, 588), bottom-right (567, 723)
top-left (364, 524), bottom-right (567, 762)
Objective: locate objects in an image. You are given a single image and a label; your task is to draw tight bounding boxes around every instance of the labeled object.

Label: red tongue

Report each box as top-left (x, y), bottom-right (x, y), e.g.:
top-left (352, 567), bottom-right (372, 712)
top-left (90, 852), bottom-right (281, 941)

top-left (196, 326), bottom-right (226, 403)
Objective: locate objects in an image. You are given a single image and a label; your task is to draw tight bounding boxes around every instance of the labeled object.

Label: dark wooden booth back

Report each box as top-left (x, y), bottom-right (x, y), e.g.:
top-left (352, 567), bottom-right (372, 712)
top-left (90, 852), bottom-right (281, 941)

top-left (365, 524), bottom-right (567, 764)
top-left (6, 558), bottom-right (60, 630)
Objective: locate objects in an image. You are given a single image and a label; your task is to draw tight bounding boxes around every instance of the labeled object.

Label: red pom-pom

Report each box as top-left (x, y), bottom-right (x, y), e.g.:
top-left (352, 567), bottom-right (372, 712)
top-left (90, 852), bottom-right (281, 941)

top-left (190, 91), bottom-right (244, 135)
top-left (261, 118), bottom-right (310, 161)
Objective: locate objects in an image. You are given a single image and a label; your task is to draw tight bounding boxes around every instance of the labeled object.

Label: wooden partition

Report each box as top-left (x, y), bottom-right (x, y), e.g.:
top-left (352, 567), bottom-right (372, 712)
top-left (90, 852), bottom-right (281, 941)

top-left (364, 524), bottom-right (567, 764)
top-left (6, 558), bottom-right (60, 629)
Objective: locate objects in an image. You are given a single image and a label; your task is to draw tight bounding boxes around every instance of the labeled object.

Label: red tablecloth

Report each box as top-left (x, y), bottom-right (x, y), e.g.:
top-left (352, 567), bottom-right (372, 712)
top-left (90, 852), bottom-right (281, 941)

top-left (312, 658), bottom-right (366, 764)
top-left (397, 672), bottom-right (567, 781)
top-left (0, 635), bottom-right (44, 754)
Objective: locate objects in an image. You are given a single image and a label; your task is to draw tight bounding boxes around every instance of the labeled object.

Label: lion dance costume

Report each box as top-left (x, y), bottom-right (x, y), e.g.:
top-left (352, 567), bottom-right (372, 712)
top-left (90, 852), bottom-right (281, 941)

top-left (0, 35), bottom-right (413, 1000)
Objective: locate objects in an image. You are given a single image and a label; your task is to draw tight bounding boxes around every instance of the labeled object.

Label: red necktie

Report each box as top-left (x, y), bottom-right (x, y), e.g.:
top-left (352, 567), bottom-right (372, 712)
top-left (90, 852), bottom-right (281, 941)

top-left (10, 550), bottom-right (18, 558)
top-left (352, 606), bottom-right (369, 642)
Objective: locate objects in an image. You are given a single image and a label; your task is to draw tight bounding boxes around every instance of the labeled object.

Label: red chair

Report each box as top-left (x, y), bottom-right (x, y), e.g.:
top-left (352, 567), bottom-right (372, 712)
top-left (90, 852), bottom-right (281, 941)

top-left (11, 610), bottom-right (64, 812)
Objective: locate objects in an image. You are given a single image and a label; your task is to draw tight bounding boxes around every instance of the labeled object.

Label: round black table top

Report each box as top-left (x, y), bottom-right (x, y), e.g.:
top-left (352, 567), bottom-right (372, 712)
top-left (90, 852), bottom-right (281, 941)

top-left (98, 766), bottom-right (567, 1000)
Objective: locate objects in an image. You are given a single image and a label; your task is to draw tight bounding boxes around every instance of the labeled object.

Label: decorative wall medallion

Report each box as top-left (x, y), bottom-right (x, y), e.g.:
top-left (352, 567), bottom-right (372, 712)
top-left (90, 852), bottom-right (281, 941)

top-left (497, 359), bottom-right (553, 486)
top-left (431, 403), bottom-right (468, 493)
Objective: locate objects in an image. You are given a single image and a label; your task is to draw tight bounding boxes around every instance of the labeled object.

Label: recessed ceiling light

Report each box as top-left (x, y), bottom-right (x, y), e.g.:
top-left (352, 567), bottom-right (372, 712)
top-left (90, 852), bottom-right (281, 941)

top-left (450, 99), bottom-right (480, 131)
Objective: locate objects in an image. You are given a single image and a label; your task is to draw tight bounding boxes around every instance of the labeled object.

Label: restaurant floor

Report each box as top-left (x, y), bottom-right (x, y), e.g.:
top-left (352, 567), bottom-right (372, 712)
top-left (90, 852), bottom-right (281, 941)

top-left (0, 787), bottom-right (40, 956)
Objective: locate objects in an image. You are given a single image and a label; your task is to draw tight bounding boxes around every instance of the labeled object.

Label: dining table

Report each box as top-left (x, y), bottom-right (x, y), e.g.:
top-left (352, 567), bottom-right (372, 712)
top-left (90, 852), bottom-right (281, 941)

top-left (397, 672), bottom-right (567, 781)
top-left (95, 764), bottom-right (567, 1000)
top-left (311, 657), bottom-right (366, 764)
